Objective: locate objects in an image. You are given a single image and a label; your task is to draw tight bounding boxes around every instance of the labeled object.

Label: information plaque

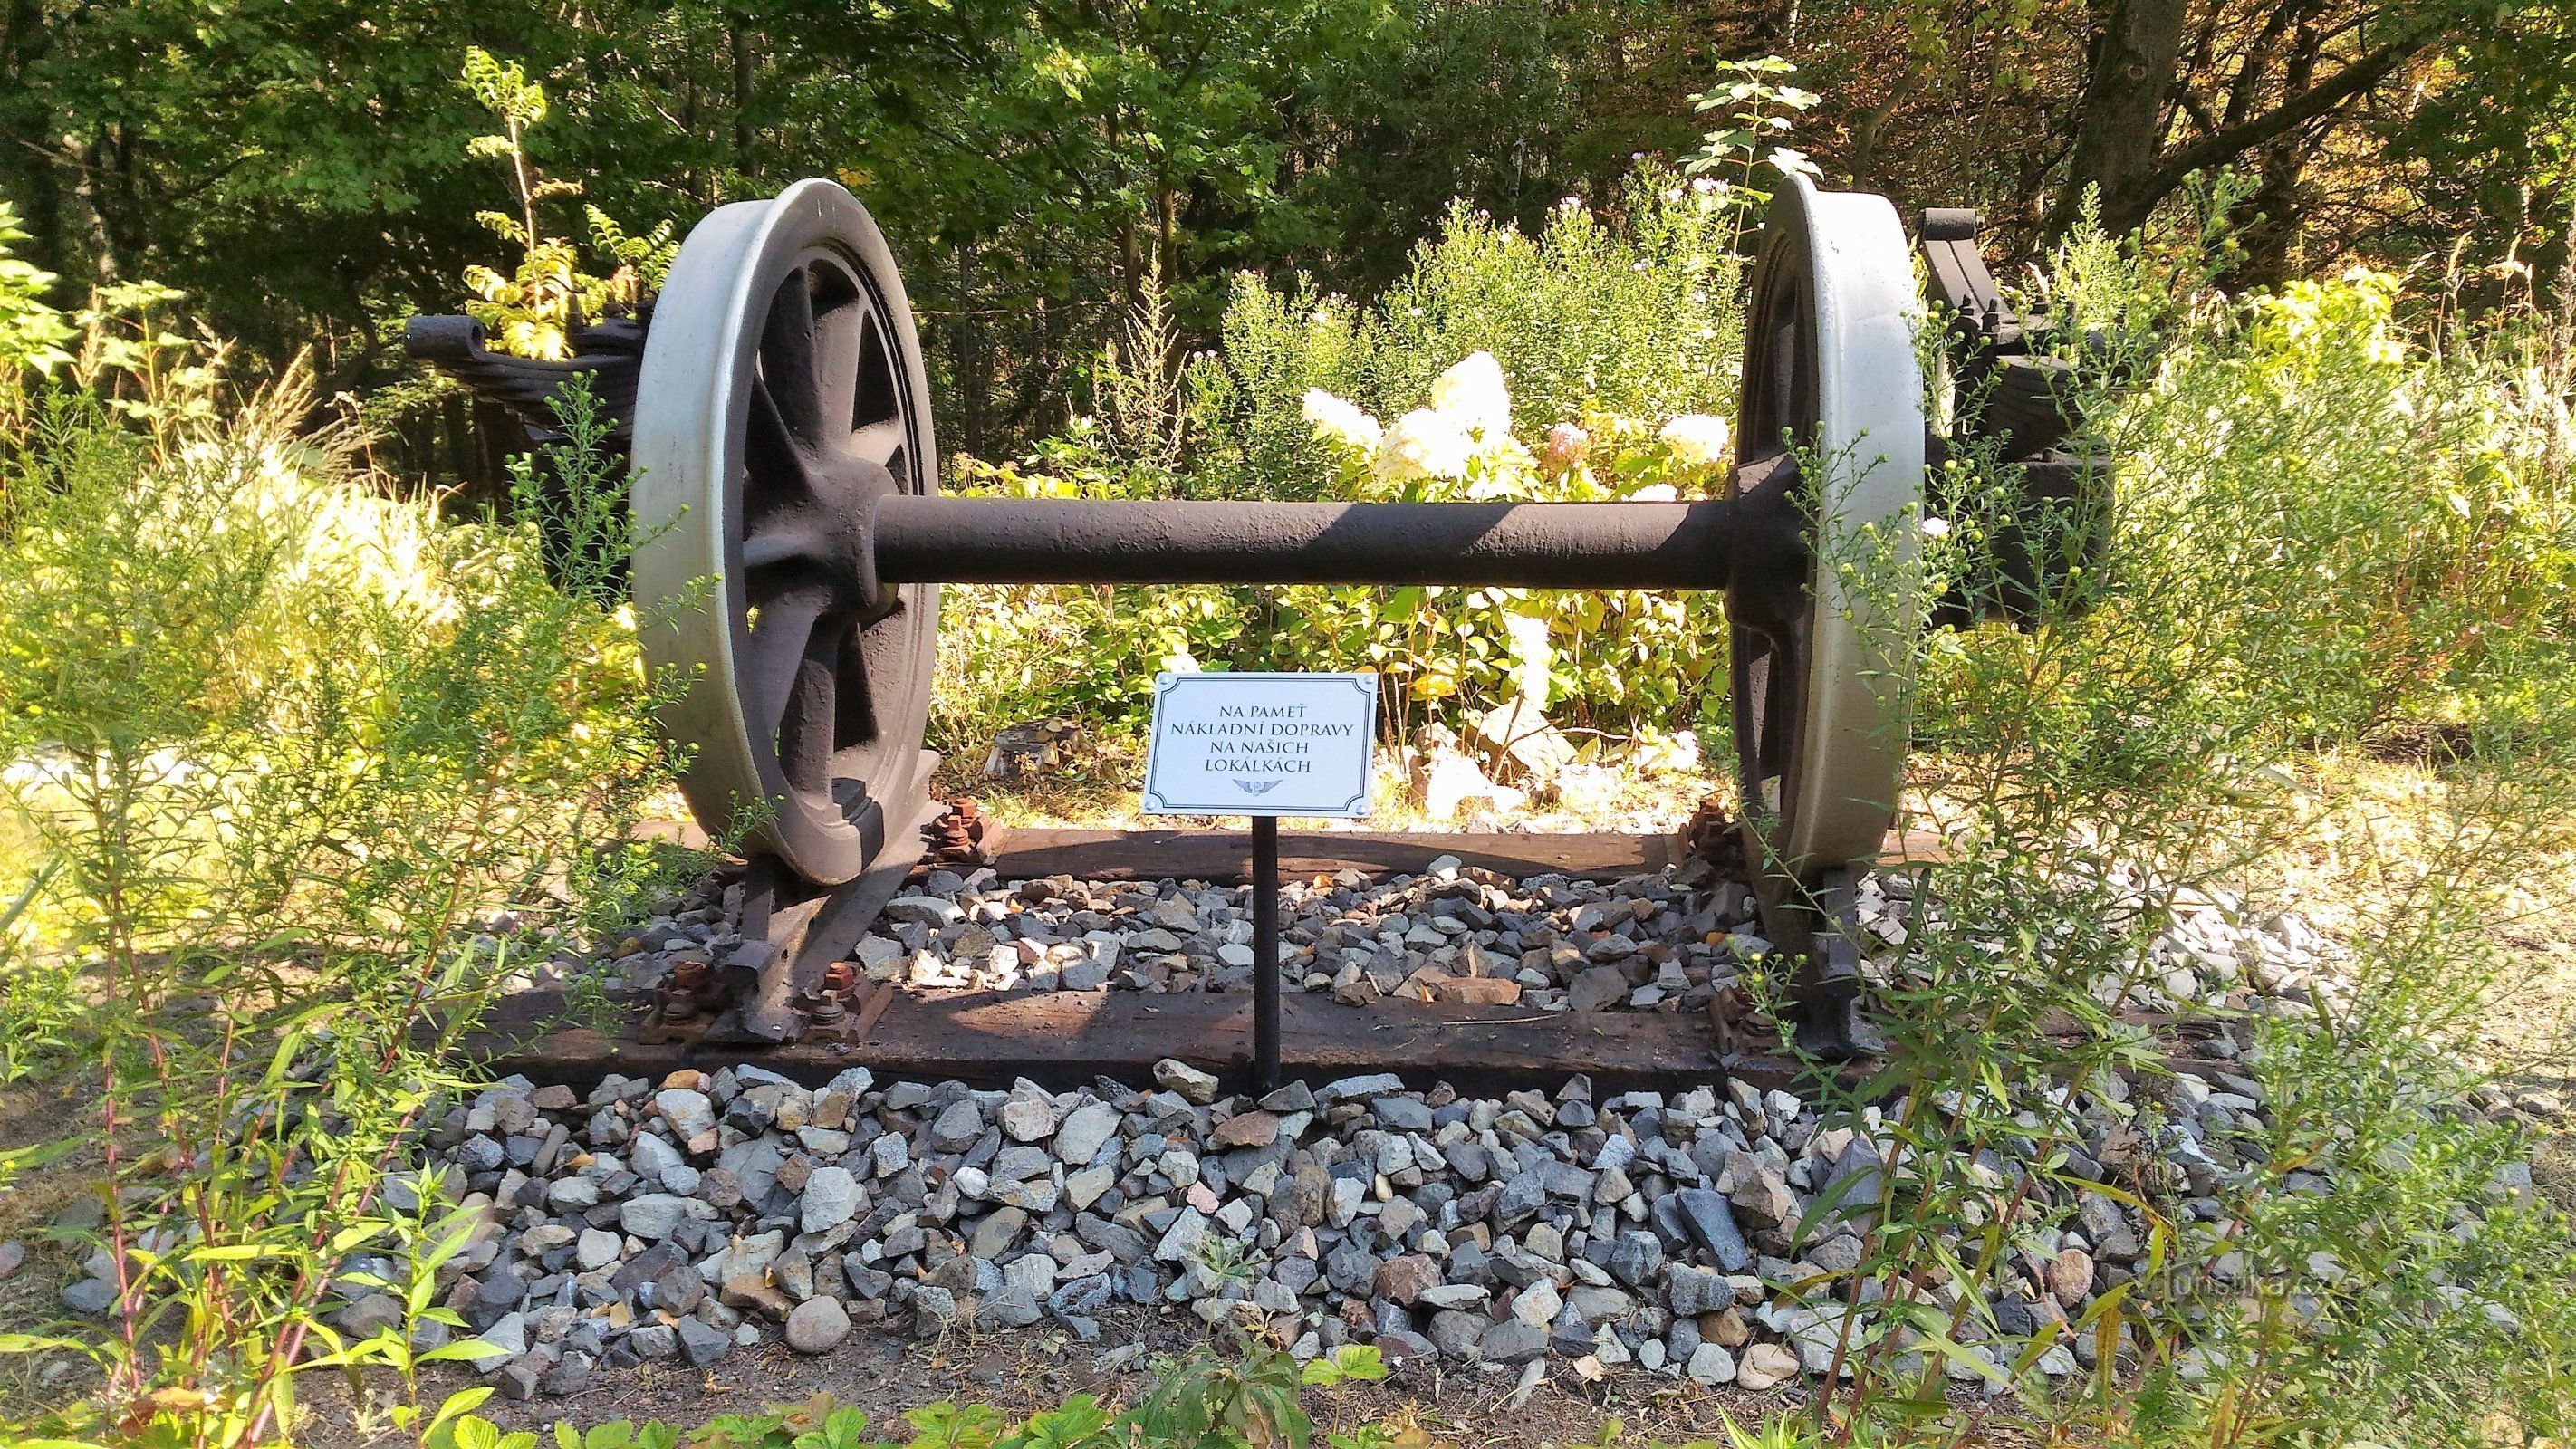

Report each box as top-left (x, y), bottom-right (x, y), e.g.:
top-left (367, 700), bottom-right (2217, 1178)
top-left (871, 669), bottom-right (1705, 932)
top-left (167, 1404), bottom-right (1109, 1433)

top-left (1140, 672), bottom-right (1378, 818)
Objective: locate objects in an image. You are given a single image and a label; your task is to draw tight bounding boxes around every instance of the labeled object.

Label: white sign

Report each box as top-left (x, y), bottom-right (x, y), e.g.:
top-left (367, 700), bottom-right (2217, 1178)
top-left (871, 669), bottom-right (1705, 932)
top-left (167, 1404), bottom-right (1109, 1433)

top-left (1141, 672), bottom-right (1378, 818)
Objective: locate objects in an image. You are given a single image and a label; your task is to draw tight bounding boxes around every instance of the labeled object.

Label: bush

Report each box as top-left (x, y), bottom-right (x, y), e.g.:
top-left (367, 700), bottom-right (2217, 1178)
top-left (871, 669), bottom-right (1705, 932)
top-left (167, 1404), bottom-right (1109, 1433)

top-left (937, 174), bottom-right (1746, 753)
top-left (1761, 218), bottom-right (2576, 1443)
top-left (0, 318), bottom-right (696, 1444)
top-left (1192, 166), bottom-right (1745, 505)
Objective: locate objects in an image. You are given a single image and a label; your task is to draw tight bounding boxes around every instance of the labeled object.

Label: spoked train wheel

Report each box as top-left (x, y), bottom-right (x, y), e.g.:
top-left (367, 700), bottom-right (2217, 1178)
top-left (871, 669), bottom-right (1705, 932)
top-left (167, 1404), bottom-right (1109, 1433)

top-left (1725, 174), bottom-right (1924, 1057)
top-left (1727, 173), bottom-right (1925, 887)
top-left (630, 179), bottom-right (940, 886)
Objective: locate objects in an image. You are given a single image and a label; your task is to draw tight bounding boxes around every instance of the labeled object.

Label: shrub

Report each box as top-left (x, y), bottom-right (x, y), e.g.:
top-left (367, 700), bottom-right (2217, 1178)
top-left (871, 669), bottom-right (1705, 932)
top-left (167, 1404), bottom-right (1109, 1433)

top-left (0, 321), bottom-right (696, 1444)
top-left (937, 174), bottom-right (1746, 753)
top-left (1763, 217), bottom-right (2576, 1444)
top-left (1188, 164), bottom-right (1745, 505)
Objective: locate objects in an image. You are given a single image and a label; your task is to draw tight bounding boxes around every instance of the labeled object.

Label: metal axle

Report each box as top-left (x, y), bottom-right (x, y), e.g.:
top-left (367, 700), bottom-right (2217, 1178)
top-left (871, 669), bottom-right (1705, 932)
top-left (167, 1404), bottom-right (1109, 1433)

top-left (869, 496), bottom-right (1745, 590)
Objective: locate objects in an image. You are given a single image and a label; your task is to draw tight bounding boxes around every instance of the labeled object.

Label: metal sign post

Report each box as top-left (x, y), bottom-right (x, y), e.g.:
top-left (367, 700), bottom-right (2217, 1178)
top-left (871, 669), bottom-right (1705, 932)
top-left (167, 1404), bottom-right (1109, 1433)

top-left (1251, 815), bottom-right (1281, 1091)
top-left (1142, 672), bottom-right (1379, 1091)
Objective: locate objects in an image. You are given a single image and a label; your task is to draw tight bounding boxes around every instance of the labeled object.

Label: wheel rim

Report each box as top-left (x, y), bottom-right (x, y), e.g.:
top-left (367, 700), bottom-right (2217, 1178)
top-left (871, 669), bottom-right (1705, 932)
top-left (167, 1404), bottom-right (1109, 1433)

top-left (1728, 173), bottom-right (1925, 878)
top-left (631, 179), bottom-right (940, 886)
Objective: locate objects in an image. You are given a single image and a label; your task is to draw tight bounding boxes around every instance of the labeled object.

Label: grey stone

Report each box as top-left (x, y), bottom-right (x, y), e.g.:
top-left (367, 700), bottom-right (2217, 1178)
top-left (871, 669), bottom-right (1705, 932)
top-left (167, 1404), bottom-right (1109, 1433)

top-left (1494, 1170), bottom-right (1548, 1225)
top-left (1608, 1231), bottom-right (1664, 1288)
top-left (802, 1166), bottom-right (863, 1233)
top-left (1154, 1208), bottom-right (1209, 1262)
top-left (1053, 1103), bottom-right (1121, 1164)
top-left (545, 1176), bottom-right (601, 1211)
top-left (1318, 1073), bottom-right (1403, 1103)
top-left (1673, 1188), bottom-right (1754, 1271)
top-left (464, 1270), bottom-right (525, 1329)
top-left (1153, 1059), bottom-right (1220, 1105)
top-left (1567, 965), bottom-right (1629, 1013)
top-left (629, 1133), bottom-right (684, 1182)
top-left (654, 1089), bottom-right (716, 1139)
top-left (1480, 1319), bottom-right (1549, 1365)
top-left (929, 1099), bottom-right (985, 1150)
top-left (1666, 1264), bottom-right (1731, 1316)
top-left (972, 1206), bottom-right (1031, 1260)
top-left (978, 1284), bottom-right (1043, 1328)
top-left (1000, 1091), bottom-right (1061, 1143)
top-left (678, 1317), bottom-right (732, 1367)
top-left (543, 1352), bottom-right (594, 1396)
top-left (620, 1193), bottom-right (709, 1240)
top-left (785, 1295), bottom-right (851, 1353)
top-left (1806, 1235), bottom-right (1863, 1273)
top-left (1427, 1310), bottom-right (1487, 1358)
top-left (1418, 1282), bottom-right (1490, 1310)
top-left (335, 1291), bottom-right (405, 1338)
top-left (1686, 1343), bottom-right (1737, 1385)
top-left (494, 1359), bottom-right (542, 1402)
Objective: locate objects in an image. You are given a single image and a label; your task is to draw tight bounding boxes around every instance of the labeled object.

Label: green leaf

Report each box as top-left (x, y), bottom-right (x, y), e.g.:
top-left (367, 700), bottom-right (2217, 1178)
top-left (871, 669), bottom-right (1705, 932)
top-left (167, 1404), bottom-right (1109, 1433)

top-left (0, 1332), bottom-right (91, 1355)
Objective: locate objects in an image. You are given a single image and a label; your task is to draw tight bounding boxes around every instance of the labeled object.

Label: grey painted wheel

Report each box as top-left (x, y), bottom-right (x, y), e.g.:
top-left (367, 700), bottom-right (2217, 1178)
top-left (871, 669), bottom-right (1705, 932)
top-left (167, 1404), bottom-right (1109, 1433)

top-left (1729, 174), bottom-right (1925, 878)
top-left (630, 179), bottom-right (940, 886)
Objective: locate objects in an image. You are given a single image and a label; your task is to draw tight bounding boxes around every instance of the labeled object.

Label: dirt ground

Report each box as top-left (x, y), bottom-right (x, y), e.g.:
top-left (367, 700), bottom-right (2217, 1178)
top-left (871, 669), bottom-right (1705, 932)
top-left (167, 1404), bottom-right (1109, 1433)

top-left (284, 1313), bottom-right (1841, 1449)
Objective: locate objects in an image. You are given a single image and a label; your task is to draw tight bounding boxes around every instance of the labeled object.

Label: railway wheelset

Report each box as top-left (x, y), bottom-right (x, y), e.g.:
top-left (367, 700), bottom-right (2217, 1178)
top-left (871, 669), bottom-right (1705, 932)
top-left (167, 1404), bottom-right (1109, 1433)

top-left (410, 176), bottom-right (2112, 1062)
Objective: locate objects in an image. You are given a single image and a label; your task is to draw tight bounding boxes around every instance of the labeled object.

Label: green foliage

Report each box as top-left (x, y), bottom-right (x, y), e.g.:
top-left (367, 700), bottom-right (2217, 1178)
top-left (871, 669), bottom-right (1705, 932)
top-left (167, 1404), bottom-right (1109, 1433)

top-left (0, 196), bottom-right (74, 416)
top-left (415, 1345), bottom-right (1384, 1449)
top-left (458, 48), bottom-right (675, 360)
top-left (1752, 213), bottom-right (2576, 1446)
top-left (0, 344), bottom-right (696, 1444)
top-left (1199, 165), bottom-right (1746, 498)
top-left (937, 177), bottom-right (1745, 749)
top-left (1681, 56), bottom-right (1823, 254)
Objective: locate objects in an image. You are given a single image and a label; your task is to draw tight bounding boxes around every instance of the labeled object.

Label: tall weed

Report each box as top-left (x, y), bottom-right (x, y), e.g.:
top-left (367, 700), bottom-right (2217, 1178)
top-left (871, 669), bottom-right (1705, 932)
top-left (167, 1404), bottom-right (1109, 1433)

top-left (0, 335), bottom-right (693, 1444)
top-left (1775, 217), bottom-right (2576, 1444)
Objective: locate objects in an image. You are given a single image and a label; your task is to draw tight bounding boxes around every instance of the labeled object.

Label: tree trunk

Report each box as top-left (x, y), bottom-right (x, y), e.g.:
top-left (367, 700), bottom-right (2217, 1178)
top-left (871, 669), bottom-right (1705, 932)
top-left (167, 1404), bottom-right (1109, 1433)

top-left (71, 133), bottom-right (121, 284)
top-left (2054, 0), bottom-right (2189, 236)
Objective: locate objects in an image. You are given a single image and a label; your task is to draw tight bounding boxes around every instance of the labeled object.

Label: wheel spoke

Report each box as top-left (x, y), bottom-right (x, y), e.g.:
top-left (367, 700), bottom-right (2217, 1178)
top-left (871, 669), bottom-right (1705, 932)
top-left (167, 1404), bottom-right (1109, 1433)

top-left (1733, 639), bottom-right (1774, 814)
top-left (741, 524), bottom-right (826, 571)
top-left (776, 628), bottom-right (841, 798)
top-left (759, 268), bottom-right (822, 439)
top-left (811, 293), bottom-right (865, 446)
top-left (740, 585), bottom-right (829, 744)
top-left (746, 380), bottom-right (821, 513)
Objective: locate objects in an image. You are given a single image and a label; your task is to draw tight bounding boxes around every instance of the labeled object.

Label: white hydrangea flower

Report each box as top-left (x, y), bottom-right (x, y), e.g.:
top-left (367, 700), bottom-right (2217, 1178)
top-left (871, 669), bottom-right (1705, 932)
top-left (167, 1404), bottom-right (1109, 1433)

top-left (1376, 408), bottom-right (1474, 484)
top-left (1428, 351), bottom-right (1512, 440)
top-left (1658, 413), bottom-right (1732, 467)
top-left (1301, 389), bottom-right (1382, 454)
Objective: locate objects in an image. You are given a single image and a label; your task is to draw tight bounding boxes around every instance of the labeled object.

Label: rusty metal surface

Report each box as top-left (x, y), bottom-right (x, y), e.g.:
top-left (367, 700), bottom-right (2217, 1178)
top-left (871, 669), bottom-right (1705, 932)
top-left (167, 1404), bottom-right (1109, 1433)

top-left (922, 798), bottom-right (995, 872)
top-left (870, 496), bottom-right (1745, 590)
top-left (1917, 206), bottom-right (2127, 629)
top-left (455, 985), bottom-right (1749, 1098)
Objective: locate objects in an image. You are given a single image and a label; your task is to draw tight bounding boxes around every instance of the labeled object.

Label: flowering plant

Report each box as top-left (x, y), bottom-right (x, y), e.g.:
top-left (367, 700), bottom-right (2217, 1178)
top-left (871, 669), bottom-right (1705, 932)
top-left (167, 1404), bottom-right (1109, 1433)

top-left (1302, 351), bottom-right (1730, 505)
top-left (1286, 353), bottom-right (1736, 736)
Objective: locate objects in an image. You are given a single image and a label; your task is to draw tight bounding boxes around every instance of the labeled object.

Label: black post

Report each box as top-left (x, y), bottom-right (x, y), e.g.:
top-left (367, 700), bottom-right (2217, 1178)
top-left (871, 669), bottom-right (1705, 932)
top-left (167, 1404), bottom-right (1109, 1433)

top-left (1251, 816), bottom-right (1281, 1094)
